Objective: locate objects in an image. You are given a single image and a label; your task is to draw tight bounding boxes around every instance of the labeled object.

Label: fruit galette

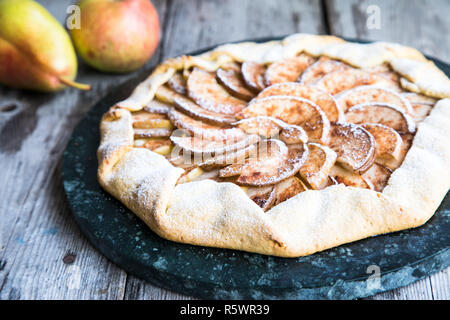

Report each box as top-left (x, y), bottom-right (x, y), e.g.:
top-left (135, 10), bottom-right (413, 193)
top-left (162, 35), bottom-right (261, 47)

top-left (97, 34), bottom-right (450, 257)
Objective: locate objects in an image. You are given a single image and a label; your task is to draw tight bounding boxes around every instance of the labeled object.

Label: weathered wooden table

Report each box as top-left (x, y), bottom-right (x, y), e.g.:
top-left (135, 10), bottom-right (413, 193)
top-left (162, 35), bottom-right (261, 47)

top-left (0, 0), bottom-right (448, 300)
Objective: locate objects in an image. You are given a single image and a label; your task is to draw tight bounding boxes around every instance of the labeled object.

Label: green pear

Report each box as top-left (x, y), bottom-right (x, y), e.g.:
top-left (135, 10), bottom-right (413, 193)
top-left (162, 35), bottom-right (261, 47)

top-left (0, 0), bottom-right (89, 91)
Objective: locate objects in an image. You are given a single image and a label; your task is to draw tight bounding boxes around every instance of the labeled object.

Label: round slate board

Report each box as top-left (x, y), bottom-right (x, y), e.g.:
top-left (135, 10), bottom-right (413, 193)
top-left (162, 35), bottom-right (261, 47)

top-left (62, 37), bottom-right (450, 300)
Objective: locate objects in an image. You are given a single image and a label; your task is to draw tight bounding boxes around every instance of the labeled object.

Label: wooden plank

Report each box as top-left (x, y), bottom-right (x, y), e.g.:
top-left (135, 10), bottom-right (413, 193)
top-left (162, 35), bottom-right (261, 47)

top-left (325, 0), bottom-right (450, 300)
top-left (160, 0), bottom-right (327, 59)
top-left (122, 0), bottom-right (327, 300)
top-left (0, 0), bottom-right (169, 299)
top-left (325, 0), bottom-right (450, 62)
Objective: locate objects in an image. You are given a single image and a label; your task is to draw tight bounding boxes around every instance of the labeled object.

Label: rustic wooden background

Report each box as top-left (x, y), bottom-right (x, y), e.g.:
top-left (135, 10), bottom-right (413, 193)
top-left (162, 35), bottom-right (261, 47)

top-left (0, 0), bottom-right (448, 300)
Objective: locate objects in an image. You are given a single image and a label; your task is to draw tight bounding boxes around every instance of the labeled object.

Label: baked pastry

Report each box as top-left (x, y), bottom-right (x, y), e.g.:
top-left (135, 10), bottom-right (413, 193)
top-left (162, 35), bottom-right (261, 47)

top-left (97, 34), bottom-right (450, 257)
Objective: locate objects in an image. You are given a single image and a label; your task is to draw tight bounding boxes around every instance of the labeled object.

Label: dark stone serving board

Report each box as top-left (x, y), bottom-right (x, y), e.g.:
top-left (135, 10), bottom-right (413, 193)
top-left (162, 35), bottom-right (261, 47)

top-left (62, 37), bottom-right (450, 299)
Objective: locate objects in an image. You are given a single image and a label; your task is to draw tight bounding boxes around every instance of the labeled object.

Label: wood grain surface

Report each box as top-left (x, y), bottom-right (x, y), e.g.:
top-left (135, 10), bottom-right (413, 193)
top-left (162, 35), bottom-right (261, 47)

top-left (0, 0), bottom-right (448, 300)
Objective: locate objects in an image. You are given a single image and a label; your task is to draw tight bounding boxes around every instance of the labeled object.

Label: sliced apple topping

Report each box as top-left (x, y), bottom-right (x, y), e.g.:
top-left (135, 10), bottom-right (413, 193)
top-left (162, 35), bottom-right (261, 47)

top-left (313, 69), bottom-right (394, 95)
top-left (216, 68), bottom-right (255, 101)
top-left (361, 163), bottom-right (391, 192)
top-left (173, 95), bottom-right (236, 126)
top-left (377, 133), bottom-right (414, 170)
top-left (144, 99), bottom-right (171, 115)
top-left (245, 185), bottom-right (276, 211)
top-left (170, 134), bottom-right (259, 155)
top-left (299, 143), bottom-right (337, 190)
top-left (187, 67), bottom-right (247, 115)
top-left (256, 82), bottom-right (342, 122)
top-left (132, 110), bottom-right (173, 129)
top-left (328, 122), bottom-right (376, 174)
top-left (345, 103), bottom-right (416, 134)
top-left (361, 123), bottom-right (402, 164)
top-left (167, 72), bottom-right (187, 95)
top-left (329, 165), bottom-right (372, 189)
top-left (272, 176), bottom-right (308, 207)
top-left (219, 140), bottom-right (309, 187)
top-left (299, 57), bottom-right (350, 85)
top-left (167, 109), bottom-right (245, 141)
top-left (264, 54), bottom-right (315, 86)
top-left (241, 61), bottom-right (266, 92)
top-left (239, 96), bottom-right (330, 144)
top-left (336, 85), bottom-right (413, 115)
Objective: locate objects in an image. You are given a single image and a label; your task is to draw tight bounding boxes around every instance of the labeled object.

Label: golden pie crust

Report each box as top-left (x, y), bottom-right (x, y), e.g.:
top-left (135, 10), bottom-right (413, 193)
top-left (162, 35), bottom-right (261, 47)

top-left (97, 34), bottom-right (450, 257)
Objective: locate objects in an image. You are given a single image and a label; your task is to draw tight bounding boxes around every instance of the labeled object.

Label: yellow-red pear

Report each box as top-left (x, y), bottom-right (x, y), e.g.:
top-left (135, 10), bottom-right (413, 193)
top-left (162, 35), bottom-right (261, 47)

top-left (70, 0), bottom-right (161, 73)
top-left (0, 0), bottom-right (89, 91)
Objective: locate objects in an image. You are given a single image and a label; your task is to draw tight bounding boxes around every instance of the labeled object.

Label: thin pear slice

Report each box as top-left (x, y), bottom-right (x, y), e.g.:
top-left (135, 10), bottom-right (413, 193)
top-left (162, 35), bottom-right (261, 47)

top-left (155, 85), bottom-right (179, 104)
top-left (220, 140), bottom-right (309, 187)
top-left (272, 176), bottom-right (308, 207)
top-left (328, 122), bottom-right (376, 174)
top-left (299, 143), bottom-right (337, 190)
top-left (233, 116), bottom-right (282, 138)
top-left (411, 103), bottom-right (433, 123)
top-left (132, 111), bottom-right (173, 129)
top-left (170, 134), bottom-right (259, 155)
top-left (234, 116), bottom-right (308, 143)
top-left (241, 61), bottom-right (266, 92)
top-left (377, 133), bottom-right (414, 170)
top-left (219, 139), bottom-right (288, 179)
top-left (329, 165), bottom-right (372, 189)
top-left (178, 167), bottom-right (204, 184)
top-left (314, 68), bottom-right (394, 95)
top-left (256, 82), bottom-right (342, 122)
top-left (361, 163), bottom-right (391, 192)
top-left (401, 92), bottom-right (437, 105)
top-left (178, 167), bottom-right (220, 184)
top-left (187, 67), bottom-right (246, 115)
top-left (336, 85), bottom-right (413, 114)
top-left (326, 176), bottom-right (338, 187)
top-left (361, 123), bottom-right (403, 163)
top-left (167, 72), bottom-right (187, 95)
top-left (173, 95), bottom-right (236, 126)
top-left (239, 96), bottom-right (330, 144)
top-left (345, 102), bottom-right (416, 134)
top-left (144, 99), bottom-right (171, 114)
top-left (141, 138), bottom-right (172, 151)
top-left (279, 124), bottom-right (309, 145)
top-left (366, 64), bottom-right (402, 91)
top-left (299, 57), bottom-right (349, 85)
top-left (245, 185), bottom-right (276, 211)
top-left (168, 108), bottom-right (245, 141)
top-left (198, 143), bottom-right (256, 169)
top-left (221, 61), bottom-right (242, 72)
top-left (264, 54), bottom-right (315, 86)
top-left (134, 128), bottom-right (172, 138)
top-left (216, 68), bottom-right (255, 101)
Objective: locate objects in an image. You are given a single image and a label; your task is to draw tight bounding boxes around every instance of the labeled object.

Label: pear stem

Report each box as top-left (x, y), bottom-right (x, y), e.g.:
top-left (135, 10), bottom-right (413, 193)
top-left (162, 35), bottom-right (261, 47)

top-left (59, 76), bottom-right (91, 90)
